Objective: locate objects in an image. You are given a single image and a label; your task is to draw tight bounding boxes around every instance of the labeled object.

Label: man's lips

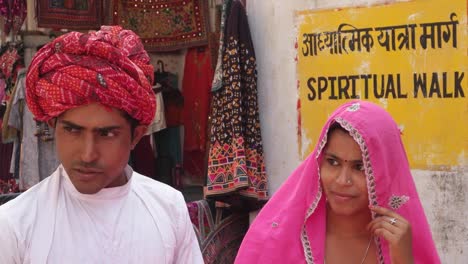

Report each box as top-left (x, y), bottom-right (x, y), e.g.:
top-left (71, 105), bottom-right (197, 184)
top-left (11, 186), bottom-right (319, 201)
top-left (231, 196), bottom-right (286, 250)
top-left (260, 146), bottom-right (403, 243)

top-left (73, 168), bottom-right (103, 181)
top-left (75, 167), bottom-right (102, 173)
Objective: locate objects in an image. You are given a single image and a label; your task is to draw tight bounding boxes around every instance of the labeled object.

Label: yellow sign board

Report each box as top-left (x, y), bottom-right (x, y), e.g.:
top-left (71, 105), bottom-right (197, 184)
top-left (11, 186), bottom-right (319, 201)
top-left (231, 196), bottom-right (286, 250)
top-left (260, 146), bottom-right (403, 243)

top-left (296, 0), bottom-right (467, 169)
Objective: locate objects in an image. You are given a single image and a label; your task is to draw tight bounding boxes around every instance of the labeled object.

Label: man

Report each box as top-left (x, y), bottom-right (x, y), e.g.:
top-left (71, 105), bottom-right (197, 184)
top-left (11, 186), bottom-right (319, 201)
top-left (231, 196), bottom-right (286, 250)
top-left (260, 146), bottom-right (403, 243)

top-left (0, 26), bottom-right (203, 263)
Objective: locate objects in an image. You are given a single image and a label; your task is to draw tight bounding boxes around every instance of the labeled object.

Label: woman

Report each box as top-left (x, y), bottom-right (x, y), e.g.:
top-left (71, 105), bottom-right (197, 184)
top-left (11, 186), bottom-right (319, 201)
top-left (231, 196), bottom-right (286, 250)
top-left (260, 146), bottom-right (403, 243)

top-left (235, 101), bottom-right (440, 263)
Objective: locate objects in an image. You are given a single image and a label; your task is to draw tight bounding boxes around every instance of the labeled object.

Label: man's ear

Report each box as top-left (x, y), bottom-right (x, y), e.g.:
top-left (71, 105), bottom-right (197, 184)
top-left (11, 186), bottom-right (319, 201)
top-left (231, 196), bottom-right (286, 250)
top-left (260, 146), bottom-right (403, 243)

top-left (130, 125), bottom-right (148, 150)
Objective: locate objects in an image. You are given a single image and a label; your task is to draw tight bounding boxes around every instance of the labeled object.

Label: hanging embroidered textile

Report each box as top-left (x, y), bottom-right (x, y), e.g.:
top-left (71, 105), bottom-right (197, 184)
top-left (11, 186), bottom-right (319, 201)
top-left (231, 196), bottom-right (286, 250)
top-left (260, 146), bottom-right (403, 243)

top-left (37, 0), bottom-right (106, 29)
top-left (0, 0), bottom-right (26, 35)
top-left (109, 0), bottom-right (210, 52)
top-left (205, 0), bottom-right (268, 209)
top-left (210, 0), bottom-right (231, 92)
top-left (0, 50), bottom-right (20, 87)
top-left (0, 42), bottom-right (24, 97)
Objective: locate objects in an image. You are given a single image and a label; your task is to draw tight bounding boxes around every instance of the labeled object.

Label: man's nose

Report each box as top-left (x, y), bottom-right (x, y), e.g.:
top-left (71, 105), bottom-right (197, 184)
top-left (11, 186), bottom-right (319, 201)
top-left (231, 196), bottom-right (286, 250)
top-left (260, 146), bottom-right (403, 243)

top-left (80, 134), bottom-right (99, 163)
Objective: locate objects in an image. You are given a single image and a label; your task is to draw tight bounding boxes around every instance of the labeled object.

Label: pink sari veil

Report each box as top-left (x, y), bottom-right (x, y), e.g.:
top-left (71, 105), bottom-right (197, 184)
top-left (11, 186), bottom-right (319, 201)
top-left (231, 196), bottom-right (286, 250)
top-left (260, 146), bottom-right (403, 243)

top-left (235, 100), bottom-right (440, 263)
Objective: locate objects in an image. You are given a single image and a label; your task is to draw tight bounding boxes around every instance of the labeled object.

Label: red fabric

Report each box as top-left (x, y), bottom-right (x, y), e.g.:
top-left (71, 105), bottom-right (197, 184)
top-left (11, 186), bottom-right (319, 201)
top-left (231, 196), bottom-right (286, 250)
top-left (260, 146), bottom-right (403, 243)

top-left (0, 139), bottom-right (13, 181)
top-left (182, 47), bottom-right (213, 151)
top-left (131, 135), bottom-right (155, 178)
top-left (182, 47), bottom-right (213, 181)
top-left (26, 26), bottom-right (156, 125)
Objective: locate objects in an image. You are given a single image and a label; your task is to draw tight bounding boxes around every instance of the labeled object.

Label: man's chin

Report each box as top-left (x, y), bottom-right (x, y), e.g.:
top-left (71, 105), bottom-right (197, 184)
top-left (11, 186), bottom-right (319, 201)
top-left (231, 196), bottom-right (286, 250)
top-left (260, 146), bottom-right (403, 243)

top-left (69, 178), bottom-right (103, 194)
top-left (76, 187), bottom-right (101, 195)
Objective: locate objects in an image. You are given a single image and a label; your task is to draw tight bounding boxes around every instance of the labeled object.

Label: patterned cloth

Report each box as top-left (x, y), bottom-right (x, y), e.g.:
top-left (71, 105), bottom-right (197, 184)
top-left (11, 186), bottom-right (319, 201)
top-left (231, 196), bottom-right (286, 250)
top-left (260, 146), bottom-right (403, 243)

top-left (235, 101), bottom-right (440, 263)
top-left (0, 0), bottom-right (26, 35)
top-left (0, 42), bottom-right (24, 99)
top-left (0, 48), bottom-right (20, 80)
top-left (36, 0), bottom-right (105, 30)
top-left (205, 0), bottom-right (268, 208)
top-left (0, 179), bottom-right (18, 194)
top-left (25, 26), bottom-right (156, 125)
top-left (210, 0), bottom-right (231, 92)
top-left (109, 0), bottom-right (210, 52)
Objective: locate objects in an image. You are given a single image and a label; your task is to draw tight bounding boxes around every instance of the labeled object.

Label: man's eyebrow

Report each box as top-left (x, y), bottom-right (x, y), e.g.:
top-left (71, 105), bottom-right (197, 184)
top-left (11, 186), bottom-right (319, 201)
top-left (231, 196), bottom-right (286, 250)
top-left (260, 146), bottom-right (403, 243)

top-left (93, 126), bottom-right (122, 132)
top-left (324, 152), bottom-right (362, 163)
top-left (59, 120), bottom-right (83, 129)
top-left (58, 120), bottom-right (122, 131)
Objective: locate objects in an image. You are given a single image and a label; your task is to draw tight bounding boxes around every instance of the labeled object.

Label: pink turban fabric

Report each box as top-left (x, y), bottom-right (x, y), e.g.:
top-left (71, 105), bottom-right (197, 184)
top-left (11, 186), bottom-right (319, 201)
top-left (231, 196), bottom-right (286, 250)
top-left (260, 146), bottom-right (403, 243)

top-left (26, 26), bottom-right (156, 125)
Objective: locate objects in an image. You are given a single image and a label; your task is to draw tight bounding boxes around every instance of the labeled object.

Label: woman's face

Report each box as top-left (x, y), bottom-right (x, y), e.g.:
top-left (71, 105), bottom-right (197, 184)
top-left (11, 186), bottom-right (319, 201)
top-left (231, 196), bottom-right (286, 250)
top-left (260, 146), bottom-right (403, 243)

top-left (320, 128), bottom-right (369, 217)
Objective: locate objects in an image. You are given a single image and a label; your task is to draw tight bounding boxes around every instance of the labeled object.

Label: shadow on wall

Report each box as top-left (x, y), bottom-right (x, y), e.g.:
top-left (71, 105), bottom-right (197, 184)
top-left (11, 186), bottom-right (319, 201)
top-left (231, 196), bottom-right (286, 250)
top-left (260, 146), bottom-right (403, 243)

top-left (424, 170), bottom-right (467, 262)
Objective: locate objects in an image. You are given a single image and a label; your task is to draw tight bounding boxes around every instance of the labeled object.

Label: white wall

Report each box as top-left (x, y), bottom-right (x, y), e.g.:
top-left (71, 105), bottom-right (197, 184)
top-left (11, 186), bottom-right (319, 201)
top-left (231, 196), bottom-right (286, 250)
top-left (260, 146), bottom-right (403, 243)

top-left (246, 0), bottom-right (467, 262)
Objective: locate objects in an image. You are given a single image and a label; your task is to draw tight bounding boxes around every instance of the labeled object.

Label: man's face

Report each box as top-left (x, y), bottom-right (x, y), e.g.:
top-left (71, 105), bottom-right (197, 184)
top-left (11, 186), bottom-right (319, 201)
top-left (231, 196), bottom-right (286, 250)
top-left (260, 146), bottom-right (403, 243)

top-left (52, 103), bottom-right (146, 194)
top-left (320, 129), bottom-right (369, 217)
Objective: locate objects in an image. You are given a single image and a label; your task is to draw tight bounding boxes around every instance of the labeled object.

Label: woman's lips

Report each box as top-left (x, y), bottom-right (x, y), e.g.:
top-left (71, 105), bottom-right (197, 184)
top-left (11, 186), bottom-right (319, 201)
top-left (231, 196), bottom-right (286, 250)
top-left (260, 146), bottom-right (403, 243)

top-left (331, 191), bottom-right (355, 202)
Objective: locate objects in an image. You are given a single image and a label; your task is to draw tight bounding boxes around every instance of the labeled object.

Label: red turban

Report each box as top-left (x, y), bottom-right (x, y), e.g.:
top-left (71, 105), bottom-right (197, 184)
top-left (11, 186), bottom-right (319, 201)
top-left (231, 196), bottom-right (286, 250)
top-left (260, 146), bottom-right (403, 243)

top-left (26, 26), bottom-right (156, 125)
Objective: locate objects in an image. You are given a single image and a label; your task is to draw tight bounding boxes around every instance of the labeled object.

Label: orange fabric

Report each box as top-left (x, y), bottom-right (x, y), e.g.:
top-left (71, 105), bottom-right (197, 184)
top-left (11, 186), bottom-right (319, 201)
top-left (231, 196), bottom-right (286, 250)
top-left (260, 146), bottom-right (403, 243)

top-left (26, 26), bottom-right (156, 125)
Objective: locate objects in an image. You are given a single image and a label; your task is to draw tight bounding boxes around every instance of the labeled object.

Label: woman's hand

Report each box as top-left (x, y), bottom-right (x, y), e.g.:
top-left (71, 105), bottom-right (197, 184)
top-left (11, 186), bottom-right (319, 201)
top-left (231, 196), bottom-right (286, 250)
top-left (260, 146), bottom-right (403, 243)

top-left (367, 205), bottom-right (414, 264)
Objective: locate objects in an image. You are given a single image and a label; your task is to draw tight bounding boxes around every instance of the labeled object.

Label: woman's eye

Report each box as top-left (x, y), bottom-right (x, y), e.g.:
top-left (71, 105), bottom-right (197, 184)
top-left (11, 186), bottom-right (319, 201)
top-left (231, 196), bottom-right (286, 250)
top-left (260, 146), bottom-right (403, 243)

top-left (327, 158), bottom-right (338, 166)
top-left (355, 164), bottom-right (365, 171)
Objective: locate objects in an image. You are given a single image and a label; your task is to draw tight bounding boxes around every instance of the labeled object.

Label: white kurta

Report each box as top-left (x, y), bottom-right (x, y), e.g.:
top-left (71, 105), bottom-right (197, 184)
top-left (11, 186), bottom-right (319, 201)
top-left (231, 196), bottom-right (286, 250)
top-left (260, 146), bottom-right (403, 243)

top-left (0, 165), bottom-right (203, 264)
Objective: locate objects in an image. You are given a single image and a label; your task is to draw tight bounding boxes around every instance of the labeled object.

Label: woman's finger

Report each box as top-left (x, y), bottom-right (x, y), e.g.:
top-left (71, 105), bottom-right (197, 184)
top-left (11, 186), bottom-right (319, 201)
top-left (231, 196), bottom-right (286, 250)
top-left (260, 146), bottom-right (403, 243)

top-left (369, 205), bottom-right (399, 218)
top-left (369, 205), bottom-right (409, 226)
top-left (368, 217), bottom-right (399, 235)
top-left (373, 228), bottom-right (398, 244)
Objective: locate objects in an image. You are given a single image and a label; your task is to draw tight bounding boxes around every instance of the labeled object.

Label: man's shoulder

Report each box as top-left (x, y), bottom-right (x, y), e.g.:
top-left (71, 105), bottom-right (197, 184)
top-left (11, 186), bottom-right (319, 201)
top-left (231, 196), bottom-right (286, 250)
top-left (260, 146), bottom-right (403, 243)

top-left (132, 173), bottom-right (186, 207)
top-left (0, 176), bottom-right (55, 241)
top-left (132, 173), bottom-right (182, 196)
top-left (0, 176), bottom-right (53, 219)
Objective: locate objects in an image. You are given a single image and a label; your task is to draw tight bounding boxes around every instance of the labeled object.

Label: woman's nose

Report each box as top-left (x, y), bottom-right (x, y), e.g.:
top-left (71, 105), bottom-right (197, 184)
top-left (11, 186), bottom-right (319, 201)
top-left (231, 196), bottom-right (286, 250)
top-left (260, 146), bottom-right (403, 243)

top-left (335, 167), bottom-right (352, 185)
